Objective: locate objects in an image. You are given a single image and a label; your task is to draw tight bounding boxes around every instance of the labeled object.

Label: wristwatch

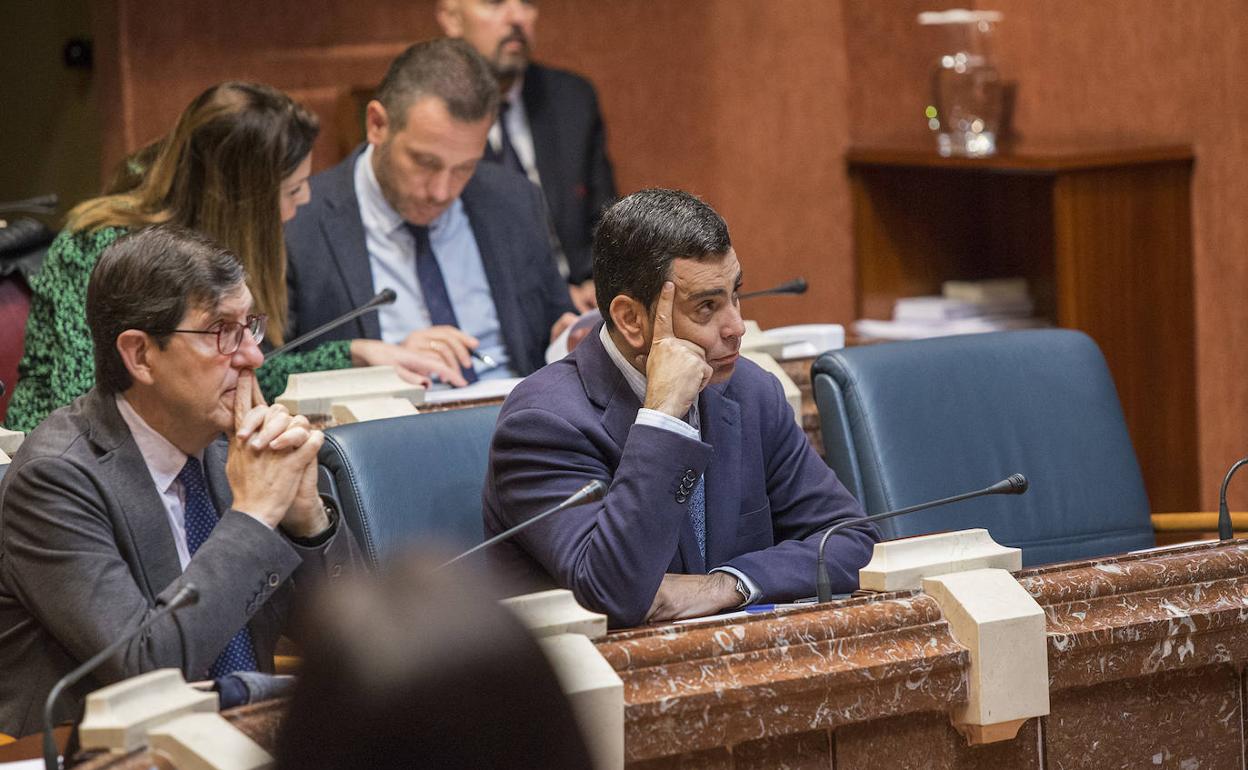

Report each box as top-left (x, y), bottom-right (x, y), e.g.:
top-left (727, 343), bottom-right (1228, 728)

top-left (733, 577), bottom-right (751, 607)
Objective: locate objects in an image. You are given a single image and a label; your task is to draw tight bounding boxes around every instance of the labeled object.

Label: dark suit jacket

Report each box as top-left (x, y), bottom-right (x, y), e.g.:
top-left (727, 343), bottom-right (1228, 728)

top-left (516, 63), bottom-right (616, 285)
top-left (482, 326), bottom-right (877, 628)
top-left (284, 147), bottom-right (573, 376)
top-left (0, 389), bottom-right (360, 736)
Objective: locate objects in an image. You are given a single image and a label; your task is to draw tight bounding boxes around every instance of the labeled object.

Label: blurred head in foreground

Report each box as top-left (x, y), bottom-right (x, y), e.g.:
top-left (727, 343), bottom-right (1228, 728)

top-left (276, 552), bottom-right (592, 769)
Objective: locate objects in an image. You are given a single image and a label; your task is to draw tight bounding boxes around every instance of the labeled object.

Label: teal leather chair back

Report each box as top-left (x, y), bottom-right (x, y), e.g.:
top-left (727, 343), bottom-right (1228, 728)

top-left (318, 405), bottom-right (501, 568)
top-left (812, 330), bottom-right (1155, 566)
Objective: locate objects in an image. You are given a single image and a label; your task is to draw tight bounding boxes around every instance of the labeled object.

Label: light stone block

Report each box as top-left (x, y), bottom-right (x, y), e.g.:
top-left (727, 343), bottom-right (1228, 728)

top-left (502, 588), bottom-right (608, 640)
top-left (78, 669), bottom-right (218, 754)
top-left (922, 568), bottom-right (1049, 744)
top-left (859, 528), bottom-right (1022, 592)
top-left (539, 633), bottom-right (624, 770)
top-left (0, 426), bottom-right (23, 456)
top-left (147, 712), bottom-right (274, 770)
top-left (740, 351), bottom-right (802, 427)
top-left (329, 396), bottom-right (419, 425)
top-left (275, 366), bottom-right (424, 416)
top-left (739, 320), bottom-right (786, 358)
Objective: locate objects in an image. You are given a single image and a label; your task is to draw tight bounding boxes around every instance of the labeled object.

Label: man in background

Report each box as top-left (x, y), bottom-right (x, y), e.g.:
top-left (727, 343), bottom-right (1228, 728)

top-left (285, 39), bottom-right (575, 383)
top-left (438, 0), bottom-right (617, 312)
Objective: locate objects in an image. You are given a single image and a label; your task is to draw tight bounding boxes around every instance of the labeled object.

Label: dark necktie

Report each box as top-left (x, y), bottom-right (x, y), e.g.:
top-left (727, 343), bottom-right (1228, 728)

top-left (490, 101), bottom-right (526, 175)
top-left (405, 223), bottom-right (477, 384)
top-left (177, 456), bottom-right (259, 678)
top-left (690, 476), bottom-right (706, 561)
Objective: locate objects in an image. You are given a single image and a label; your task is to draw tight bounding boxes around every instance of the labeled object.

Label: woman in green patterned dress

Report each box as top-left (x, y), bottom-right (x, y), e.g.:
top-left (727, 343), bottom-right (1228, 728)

top-left (5, 82), bottom-right (461, 433)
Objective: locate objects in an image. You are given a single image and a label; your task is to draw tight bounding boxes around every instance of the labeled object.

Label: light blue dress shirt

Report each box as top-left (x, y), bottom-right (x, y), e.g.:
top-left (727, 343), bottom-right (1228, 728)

top-left (353, 145), bottom-right (511, 379)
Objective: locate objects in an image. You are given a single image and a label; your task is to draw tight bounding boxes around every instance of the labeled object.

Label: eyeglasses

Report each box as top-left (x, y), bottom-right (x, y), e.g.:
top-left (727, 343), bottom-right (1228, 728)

top-left (152, 314), bottom-right (267, 355)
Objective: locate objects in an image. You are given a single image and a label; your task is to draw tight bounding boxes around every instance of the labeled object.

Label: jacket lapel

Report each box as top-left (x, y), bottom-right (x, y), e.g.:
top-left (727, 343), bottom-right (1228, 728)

top-left (83, 391), bottom-right (183, 599)
top-left (575, 328), bottom-right (708, 574)
top-left (461, 179), bottom-right (527, 371)
top-left (699, 383), bottom-right (742, 568)
top-left (322, 147), bottom-right (380, 339)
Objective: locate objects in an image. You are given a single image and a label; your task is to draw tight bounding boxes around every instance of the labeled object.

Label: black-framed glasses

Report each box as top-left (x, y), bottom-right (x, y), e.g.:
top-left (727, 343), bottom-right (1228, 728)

top-left (152, 314), bottom-right (267, 355)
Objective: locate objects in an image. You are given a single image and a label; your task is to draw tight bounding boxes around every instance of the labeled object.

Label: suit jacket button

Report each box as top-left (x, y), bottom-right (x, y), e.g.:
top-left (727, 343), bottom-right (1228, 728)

top-left (683, 470), bottom-right (696, 483)
top-left (676, 493), bottom-right (688, 504)
top-left (267, 573), bottom-right (280, 588)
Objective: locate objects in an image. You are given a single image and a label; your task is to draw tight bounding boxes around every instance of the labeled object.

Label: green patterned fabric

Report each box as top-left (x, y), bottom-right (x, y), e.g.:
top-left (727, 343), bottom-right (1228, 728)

top-left (4, 226), bottom-right (352, 433)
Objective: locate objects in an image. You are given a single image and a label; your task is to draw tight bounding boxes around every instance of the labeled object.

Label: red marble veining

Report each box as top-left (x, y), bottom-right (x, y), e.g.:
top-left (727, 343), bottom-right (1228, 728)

top-left (598, 593), bottom-right (968, 763)
top-left (835, 711), bottom-right (1041, 770)
top-left (1045, 666), bottom-right (1243, 770)
top-left (1018, 541), bottom-right (1248, 690)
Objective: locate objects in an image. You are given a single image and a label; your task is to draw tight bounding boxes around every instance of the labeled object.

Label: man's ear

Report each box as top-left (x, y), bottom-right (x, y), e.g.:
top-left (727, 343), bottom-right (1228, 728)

top-left (608, 295), bottom-right (650, 351)
top-left (364, 100), bottom-right (391, 147)
top-left (435, 0), bottom-right (463, 36)
top-left (116, 330), bottom-right (157, 387)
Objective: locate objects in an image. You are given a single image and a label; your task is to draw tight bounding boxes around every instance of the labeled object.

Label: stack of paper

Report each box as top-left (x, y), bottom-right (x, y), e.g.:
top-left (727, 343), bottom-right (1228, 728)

top-left (854, 278), bottom-right (1047, 341)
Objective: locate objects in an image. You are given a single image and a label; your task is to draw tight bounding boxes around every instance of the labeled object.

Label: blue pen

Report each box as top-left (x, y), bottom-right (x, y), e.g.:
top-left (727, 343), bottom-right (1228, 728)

top-left (745, 604), bottom-right (777, 613)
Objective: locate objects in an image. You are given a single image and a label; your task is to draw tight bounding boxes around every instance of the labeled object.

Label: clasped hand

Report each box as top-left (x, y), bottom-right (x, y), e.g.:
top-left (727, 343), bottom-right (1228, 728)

top-left (226, 369), bottom-right (328, 537)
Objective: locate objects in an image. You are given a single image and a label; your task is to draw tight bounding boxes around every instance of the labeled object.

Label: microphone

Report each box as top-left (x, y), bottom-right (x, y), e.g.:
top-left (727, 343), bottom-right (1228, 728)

top-left (440, 480), bottom-right (608, 569)
top-left (0, 193), bottom-right (58, 215)
top-left (43, 584), bottom-right (200, 770)
top-left (815, 474), bottom-right (1029, 602)
top-left (1218, 457), bottom-right (1248, 540)
top-left (265, 288), bottom-right (397, 360)
top-left (738, 277), bottom-right (807, 301)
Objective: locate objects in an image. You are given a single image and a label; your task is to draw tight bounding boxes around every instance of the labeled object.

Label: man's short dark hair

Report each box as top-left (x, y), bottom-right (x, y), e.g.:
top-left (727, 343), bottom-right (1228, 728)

top-left (592, 189), bottom-right (732, 326)
top-left (375, 38), bottom-right (499, 128)
top-left (87, 226), bottom-right (245, 394)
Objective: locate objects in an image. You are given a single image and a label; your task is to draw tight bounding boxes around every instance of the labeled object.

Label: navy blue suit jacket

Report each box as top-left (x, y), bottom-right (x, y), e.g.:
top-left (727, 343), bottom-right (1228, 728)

top-left (482, 327), bottom-right (877, 628)
top-left (283, 146), bottom-right (573, 376)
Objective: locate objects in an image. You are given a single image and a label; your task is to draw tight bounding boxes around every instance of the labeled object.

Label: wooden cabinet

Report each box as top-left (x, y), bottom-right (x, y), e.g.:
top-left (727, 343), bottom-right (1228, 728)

top-left (847, 146), bottom-right (1197, 511)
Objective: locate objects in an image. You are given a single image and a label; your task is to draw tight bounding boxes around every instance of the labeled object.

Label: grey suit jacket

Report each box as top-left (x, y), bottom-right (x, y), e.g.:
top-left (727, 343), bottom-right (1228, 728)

top-left (283, 147), bottom-right (573, 376)
top-left (0, 389), bottom-right (360, 737)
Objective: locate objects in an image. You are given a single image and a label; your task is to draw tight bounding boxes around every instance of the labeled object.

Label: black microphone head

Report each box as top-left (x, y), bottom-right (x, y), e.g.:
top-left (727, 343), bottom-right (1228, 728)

top-left (984, 474), bottom-right (1029, 495)
top-left (171, 584), bottom-right (200, 609)
top-left (582, 479), bottom-right (608, 503)
top-left (1006, 474), bottom-right (1028, 494)
top-left (377, 288), bottom-right (398, 305)
top-left (789, 277), bottom-right (808, 294)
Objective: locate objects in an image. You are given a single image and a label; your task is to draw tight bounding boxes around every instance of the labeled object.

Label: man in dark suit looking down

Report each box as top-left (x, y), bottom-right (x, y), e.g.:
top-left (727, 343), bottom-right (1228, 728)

top-left (437, 0), bottom-right (618, 313)
top-left (284, 39), bottom-right (576, 384)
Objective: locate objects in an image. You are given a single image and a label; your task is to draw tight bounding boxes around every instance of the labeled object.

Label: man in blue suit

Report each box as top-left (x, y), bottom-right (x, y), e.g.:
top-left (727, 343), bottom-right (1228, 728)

top-left (285, 39), bottom-right (575, 383)
top-left (483, 189), bottom-right (877, 628)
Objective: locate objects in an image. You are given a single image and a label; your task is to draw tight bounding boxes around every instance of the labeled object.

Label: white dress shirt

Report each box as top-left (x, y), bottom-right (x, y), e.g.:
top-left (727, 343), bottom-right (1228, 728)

top-left (489, 76), bottom-right (542, 189)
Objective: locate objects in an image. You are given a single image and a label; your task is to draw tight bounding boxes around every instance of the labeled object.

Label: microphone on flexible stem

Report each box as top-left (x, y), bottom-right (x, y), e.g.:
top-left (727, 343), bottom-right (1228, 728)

top-left (1218, 457), bottom-right (1248, 541)
top-left (440, 480), bottom-right (608, 569)
top-left (43, 584), bottom-right (200, 770)
top-left (815, 474), bottom-right (1029, 603)
top-left (0, 193), bottom-right (58, 215)
top-left (738, 277), bottom-right (808, 301)
top-left (265, 288), bottom-right (398, 361)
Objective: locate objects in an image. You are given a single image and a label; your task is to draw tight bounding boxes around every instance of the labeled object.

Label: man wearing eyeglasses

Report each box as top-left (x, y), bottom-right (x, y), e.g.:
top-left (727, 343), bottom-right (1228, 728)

top-left (0, 226), bottom-right (361, 737)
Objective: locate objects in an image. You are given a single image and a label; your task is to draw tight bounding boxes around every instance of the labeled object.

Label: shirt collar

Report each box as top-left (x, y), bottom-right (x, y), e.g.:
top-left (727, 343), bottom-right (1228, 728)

top-left (599, 325), bottom-right (702, 430)
top-left (114, 393), bottom-right (196, 493)
top-left (600, 324), bottom-right (647, 402)
top-left (355, 144), bottom-right (461, 238)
